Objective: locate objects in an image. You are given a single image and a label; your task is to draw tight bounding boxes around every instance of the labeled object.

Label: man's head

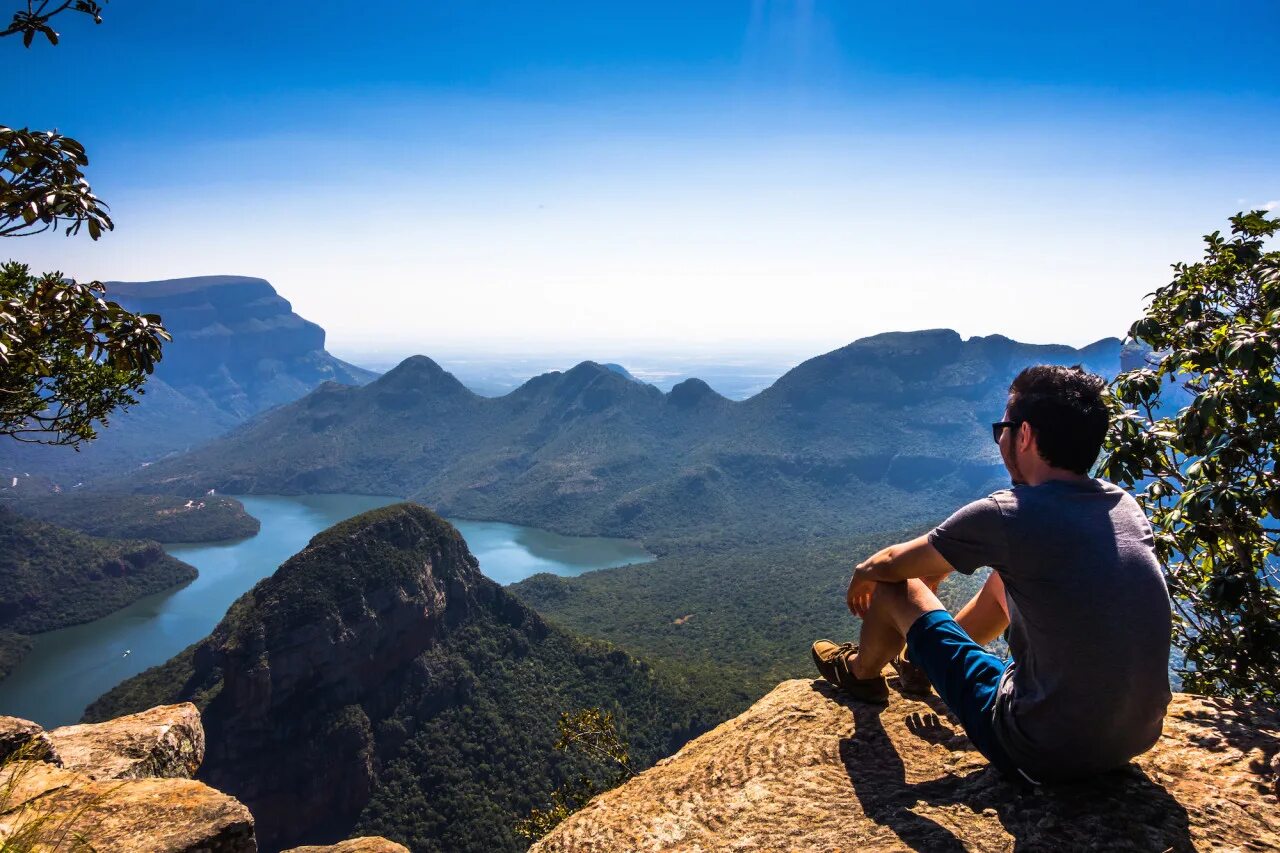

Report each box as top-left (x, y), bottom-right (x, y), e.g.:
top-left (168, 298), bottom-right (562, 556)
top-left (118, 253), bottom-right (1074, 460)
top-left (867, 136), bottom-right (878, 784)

top-left (996, 365), bottom-right (1109, 484)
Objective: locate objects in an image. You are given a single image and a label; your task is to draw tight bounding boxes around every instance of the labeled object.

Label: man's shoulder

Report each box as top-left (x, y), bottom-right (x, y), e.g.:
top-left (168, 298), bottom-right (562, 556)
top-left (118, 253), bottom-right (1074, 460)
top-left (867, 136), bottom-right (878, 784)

top-left (937, 492), bottom-right (1010, 531)
top-left (986, 488), bottom-right (1016, 513)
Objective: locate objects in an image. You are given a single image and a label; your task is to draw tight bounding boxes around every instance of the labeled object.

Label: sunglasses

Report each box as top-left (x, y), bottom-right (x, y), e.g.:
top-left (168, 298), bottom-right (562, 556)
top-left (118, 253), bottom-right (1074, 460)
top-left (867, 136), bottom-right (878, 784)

top-left (991, 420), bottom-right (1021, 444)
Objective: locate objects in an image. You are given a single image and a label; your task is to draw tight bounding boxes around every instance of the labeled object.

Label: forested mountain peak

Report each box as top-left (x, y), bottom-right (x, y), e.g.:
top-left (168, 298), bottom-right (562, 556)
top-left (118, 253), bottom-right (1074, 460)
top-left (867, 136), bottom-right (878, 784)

top-left (760, 328), bottom-right (1121, 407)
top-left (368, 355), bottom-right (474, 399)
top-left (221, 502), bottom-right (484, 644)
top-left (665, 377), bottom-right (728, 408)
top-left (85, 503), bottom-right (709, 852)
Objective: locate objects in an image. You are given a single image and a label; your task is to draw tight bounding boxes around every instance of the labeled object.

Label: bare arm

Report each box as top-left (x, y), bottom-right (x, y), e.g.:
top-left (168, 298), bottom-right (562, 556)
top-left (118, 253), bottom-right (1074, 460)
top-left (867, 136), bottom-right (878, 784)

top-left (855, 535), bottom-right (954, 582)
top-left (846, 535), bottom-right (954, 617)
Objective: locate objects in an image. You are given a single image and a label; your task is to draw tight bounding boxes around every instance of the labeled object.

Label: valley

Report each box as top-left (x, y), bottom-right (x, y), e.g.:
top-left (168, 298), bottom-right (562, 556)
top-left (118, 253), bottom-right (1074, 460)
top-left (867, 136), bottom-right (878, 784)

top-left (83, 503), bottom-right (709, 852)
top-left (0, 494), bottom-right (655, 728)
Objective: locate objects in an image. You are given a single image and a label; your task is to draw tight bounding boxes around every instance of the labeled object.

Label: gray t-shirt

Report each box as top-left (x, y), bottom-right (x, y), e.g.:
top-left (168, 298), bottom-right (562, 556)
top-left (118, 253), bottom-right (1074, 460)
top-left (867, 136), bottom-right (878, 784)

top-left (928, 478), bottom-right (1172, 782)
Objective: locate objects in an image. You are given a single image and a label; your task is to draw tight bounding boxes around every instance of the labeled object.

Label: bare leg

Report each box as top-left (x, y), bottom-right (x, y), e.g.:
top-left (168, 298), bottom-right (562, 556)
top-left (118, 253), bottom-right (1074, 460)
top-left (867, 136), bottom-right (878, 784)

top-left (850, 576), bottom-right (948, 679)
top-left (954, 571), bottom-right (1010, 646)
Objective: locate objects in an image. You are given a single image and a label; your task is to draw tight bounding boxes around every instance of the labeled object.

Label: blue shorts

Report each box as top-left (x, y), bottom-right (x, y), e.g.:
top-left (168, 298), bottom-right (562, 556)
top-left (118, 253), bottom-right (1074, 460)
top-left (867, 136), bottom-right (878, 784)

top-left (905, 609), bottom-right (1034, 782)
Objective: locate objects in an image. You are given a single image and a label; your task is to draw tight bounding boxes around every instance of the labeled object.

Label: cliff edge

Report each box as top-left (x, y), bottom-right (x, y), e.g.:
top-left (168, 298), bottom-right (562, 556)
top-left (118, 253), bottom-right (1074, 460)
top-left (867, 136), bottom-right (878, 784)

top-left (0, 704), bottom-right (407, 853)
top-left (533, 679), bottom-right (1280, 852)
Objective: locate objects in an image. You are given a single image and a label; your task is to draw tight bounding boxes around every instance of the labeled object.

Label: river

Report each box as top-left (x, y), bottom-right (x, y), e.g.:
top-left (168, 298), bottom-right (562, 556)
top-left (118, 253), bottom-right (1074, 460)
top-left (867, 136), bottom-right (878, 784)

top-left (0, 494), bottom-right (654, 727)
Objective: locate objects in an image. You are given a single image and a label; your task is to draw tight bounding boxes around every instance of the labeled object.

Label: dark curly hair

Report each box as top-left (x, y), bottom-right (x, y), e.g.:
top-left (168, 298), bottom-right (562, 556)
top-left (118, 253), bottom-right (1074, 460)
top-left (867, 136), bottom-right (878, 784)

top-left (1006, 365), bottom-right (1109, 475)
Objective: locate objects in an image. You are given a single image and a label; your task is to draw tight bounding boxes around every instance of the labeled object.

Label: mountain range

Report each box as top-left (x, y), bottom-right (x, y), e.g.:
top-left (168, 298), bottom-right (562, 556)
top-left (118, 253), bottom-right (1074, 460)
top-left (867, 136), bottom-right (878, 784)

top-left (126, 329), bottom-right (1121, 549)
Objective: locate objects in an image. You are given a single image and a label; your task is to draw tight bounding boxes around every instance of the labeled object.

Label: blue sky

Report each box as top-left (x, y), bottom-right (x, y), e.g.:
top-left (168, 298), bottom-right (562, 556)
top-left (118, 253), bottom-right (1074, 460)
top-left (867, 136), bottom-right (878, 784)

top-left (9, 1), bottom-right (1280, 356)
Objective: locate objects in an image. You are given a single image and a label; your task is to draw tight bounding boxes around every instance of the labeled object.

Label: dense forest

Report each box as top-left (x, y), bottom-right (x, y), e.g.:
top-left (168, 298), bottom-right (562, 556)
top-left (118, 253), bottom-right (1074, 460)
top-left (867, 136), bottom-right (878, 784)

top-left (513, 530), bottom-right (996, 703)
top-left (0, 507), bottom-right (197, 679)
top-left (5, 493), bottom-right (259, 542)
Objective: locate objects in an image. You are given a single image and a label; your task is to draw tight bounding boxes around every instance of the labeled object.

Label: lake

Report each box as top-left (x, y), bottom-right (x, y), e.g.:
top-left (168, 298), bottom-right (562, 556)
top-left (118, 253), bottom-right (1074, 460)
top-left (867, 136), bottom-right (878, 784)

top-left (0, 494), bottom-right (654, 727)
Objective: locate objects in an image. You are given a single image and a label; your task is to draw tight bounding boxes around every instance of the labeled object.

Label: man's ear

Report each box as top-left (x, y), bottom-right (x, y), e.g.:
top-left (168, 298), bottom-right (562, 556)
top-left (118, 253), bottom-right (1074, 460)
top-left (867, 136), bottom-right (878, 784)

top-left (1018, 421), bottom-right (1034, 453)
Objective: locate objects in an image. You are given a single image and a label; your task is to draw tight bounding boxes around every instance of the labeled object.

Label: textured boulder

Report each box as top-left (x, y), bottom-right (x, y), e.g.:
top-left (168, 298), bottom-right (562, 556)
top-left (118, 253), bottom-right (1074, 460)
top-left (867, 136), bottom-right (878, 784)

top-left (1, 704), bottom-right (256, 852)
top-left (0, 760), bottom-right (81, 805)
top-left (0, 770), bottom-right (255, 852)
top-left (47, 703), bottom-right (204, 780)
top-left (533, 679), bottom-right (1280, 852)
top-left (283, 838), bottom-right (410, 853)
top-left (0, 716), bottom-right (57, 765)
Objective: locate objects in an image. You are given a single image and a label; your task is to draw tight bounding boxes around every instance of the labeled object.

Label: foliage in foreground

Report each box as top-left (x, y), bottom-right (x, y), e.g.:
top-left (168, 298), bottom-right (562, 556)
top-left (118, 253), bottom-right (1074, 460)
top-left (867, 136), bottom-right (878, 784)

top-left (0, 263), bottom-right (170, 447)
top-left (1103, 210), bottom-right (1280, 702)
top-left (0, 738), bottom-right (103, 852)
top-left (515, 708), bottom-right (635, 842)
top-left (3, 7), bottom-right (171, 451)
top-left (2, 0), bottom-right (104, 50)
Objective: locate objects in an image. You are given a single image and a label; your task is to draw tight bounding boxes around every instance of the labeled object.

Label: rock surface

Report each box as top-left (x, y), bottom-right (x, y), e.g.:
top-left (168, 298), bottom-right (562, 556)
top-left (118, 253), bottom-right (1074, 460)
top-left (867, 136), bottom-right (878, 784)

top-left (283, 838), bottom-right (411, 853)
top-left (0, 705), bottom-right (254, 852)
top-left (0, 760), bottom-right (82, 805)
top-left (0, 769), bottom-right (255, 852)
top-left (533, 679), bottom-right (1280, 852)
top-left (0, 715), bottom-right (57, 765)
top-left (47, 703), bottom-right (204, 780)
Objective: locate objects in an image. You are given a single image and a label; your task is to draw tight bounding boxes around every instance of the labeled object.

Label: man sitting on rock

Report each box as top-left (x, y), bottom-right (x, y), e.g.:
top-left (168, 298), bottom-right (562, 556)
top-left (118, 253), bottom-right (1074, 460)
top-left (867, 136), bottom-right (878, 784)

top-left (812, 365), bottom-right (1172, 785)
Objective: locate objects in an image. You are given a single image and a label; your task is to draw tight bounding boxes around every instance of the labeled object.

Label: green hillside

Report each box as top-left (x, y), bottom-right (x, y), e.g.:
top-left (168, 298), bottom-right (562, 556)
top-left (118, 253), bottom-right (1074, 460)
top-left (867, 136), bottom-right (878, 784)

top-left (123, 330), bottom-right (1120, 550)
top-left (86, 503), bottom-right (719, 853)
top-left (5, 493), bottom-right (259, 542)
top-left (0, 507), bottom-right (198, 679)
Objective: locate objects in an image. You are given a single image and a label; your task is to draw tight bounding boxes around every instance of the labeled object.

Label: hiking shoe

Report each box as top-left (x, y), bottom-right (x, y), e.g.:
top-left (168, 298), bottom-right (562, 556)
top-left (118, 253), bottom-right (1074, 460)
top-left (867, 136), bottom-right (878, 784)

top-left (811, 640), bottom-right (889, 704)
top-left (890, 651), bottom-right (933, 697)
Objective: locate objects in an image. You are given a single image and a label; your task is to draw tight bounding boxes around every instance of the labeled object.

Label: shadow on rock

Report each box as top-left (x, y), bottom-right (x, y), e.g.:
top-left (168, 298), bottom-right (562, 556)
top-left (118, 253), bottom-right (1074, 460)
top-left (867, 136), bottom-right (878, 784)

top-left (821, 682), bottom-right (1195, 852)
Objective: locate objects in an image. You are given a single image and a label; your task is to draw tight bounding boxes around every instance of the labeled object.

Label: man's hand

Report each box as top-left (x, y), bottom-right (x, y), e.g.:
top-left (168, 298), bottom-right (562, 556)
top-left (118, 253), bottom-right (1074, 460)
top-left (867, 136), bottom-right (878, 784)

top-left (847, 569), bottom-right (877, 618)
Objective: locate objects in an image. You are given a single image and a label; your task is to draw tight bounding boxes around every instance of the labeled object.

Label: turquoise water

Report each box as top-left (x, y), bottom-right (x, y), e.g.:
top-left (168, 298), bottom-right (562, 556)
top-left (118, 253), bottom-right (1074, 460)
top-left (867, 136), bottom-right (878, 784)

top-left (0, 495), bottom-right (654, 727)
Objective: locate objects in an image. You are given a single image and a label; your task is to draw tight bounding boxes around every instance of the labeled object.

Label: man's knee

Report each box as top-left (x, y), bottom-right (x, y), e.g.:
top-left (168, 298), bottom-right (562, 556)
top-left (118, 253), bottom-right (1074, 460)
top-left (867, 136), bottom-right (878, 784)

top-left (873, 578), bottom-right (947, 636)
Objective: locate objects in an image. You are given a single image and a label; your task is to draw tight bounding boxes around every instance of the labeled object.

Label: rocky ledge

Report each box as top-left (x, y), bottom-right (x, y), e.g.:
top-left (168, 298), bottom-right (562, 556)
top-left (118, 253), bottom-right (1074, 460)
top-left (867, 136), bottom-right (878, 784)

top-left (0, 705), bottom-right (405, 852)
top-left (533, 679), bottom-right (1280, 852)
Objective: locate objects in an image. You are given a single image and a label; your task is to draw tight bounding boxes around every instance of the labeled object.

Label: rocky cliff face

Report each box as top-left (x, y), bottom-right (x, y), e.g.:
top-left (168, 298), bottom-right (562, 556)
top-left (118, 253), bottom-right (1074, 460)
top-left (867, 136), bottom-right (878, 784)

top-left (107, 276), bottom-right (375, 421)
top-left (189, 504), bottom-right (490, 849)
top-left (0, 275), bottom-right (376, 482)
top-left (0, 704), bottom-right (408, 853)
top-left (533, 678), bottom-right (1280, 852)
